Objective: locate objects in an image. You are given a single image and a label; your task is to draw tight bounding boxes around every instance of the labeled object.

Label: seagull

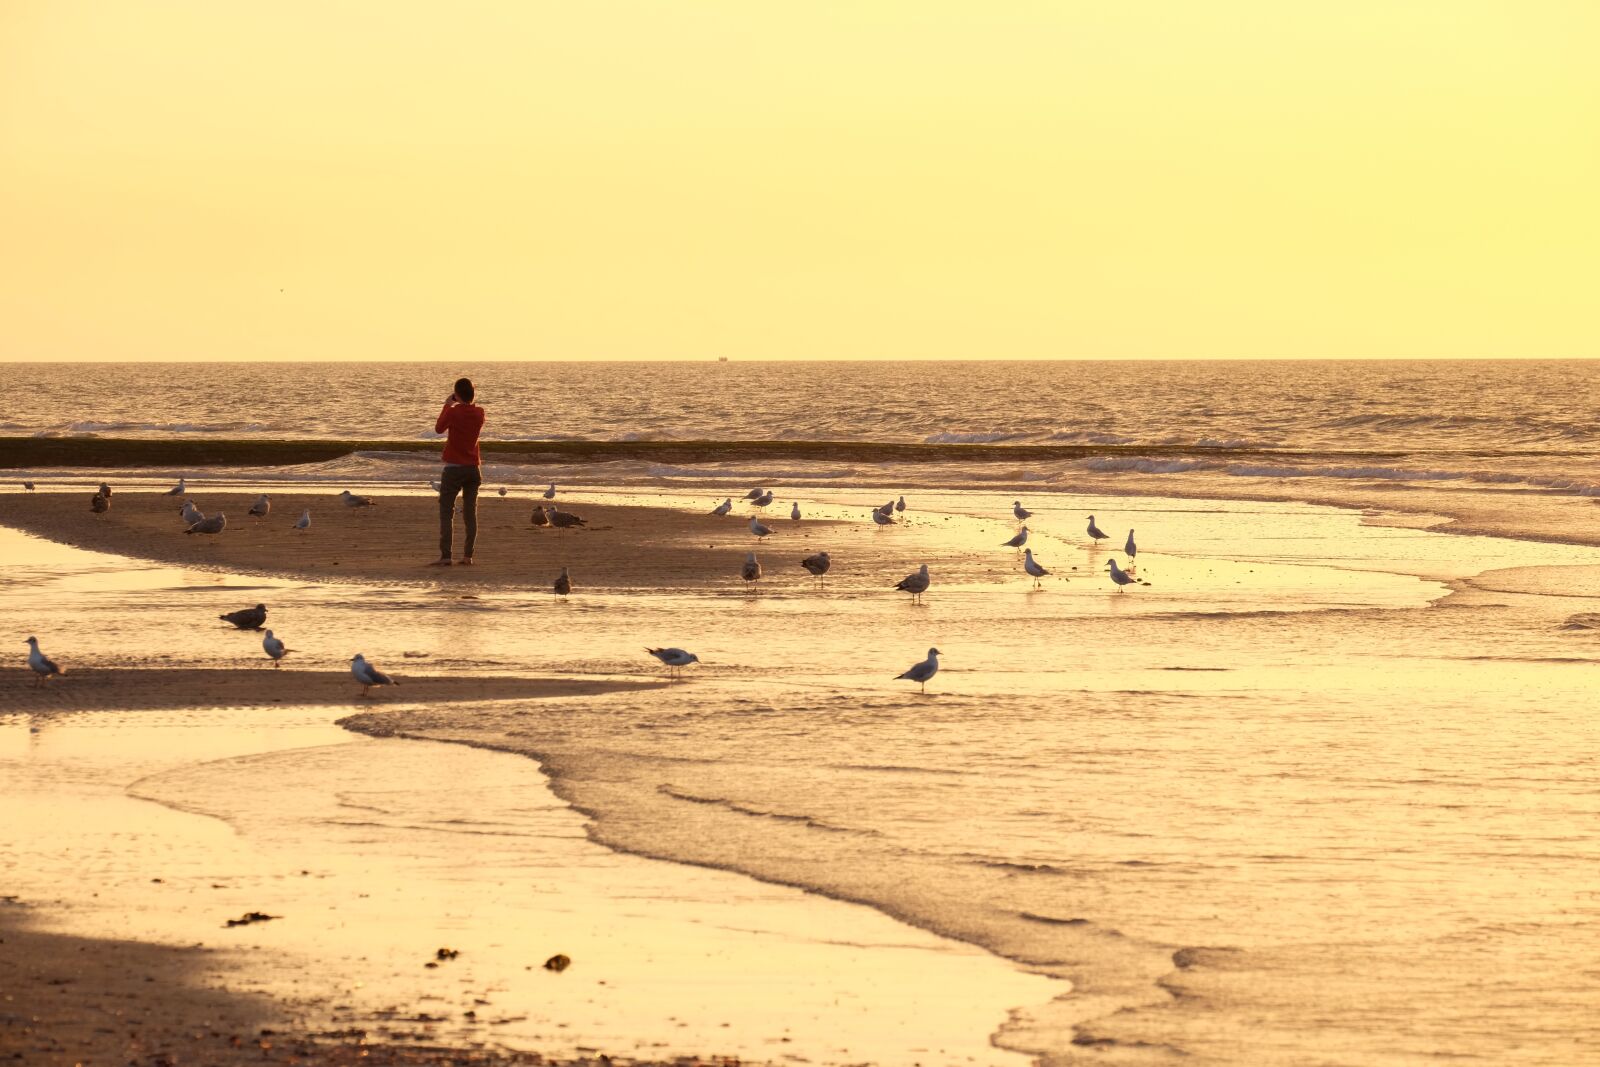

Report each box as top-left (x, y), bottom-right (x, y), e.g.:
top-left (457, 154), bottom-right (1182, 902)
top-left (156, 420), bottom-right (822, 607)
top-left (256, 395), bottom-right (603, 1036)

top-left (877, 500), bottom-right (896, 516)
top-left (741, 551), bottom-right (762, 590)
top-left (743, 488), bottom-right (765, 500)
top-left (429, 479), bottom-right (442, 493)
top-left (646, 647), bottom-right (700, 679)
top-left (1012, 500), bottom-right (1031, 522)
top-left (97, 482), bottom-right (112, 499)
top-left (710, 498), bottom-right (733, 516)
top-left (351, 654), bottom-right (398, 697)
top-left (896, 647), bottom-right (941, 693)
top-left (90, 492), bottom-right (109, 514)
top-left (543, 484), bottom-right (557, 500)
top-left (895, 563), bottom-right (930, 603)
top-left (497, 487), bottom-right (507, 497)
top-left (553, 567), bottom-right (572, 596)
top-left (185, 512), bottom-right (227, 536)
top-left (262, 629), bottom-right (292, 668)
top-left (1023, 548), bottom-right (1050, 588)
top-left (293, 509), bottom-right (311, 532)
top-left (545, 506), bottom-right (586, 528)
top-left (1125, 528), bottom-right (1137, 559)
top-left (530, 506), bottom-right (550, 527)
top-left (220, 604), bottom-right (267, 630)
top-left (1087, 515), bottom-right (1108, 542)
top-left (164, 477), bottom-right (186, 496)
top-left (895, 496), bottom-right (906, 514)
top-left (1106, 558), bottom-right (1137, 592)
top-left (800, 551), bottom-right (831, 585)
top-left (248, 494), bottom-right (271, 519)
top-left (180, 501), bottom-right (204, 526)
top-left (1002, 526), bottom-right (1029, 550)
top-left (25, 636), bottom-right (64, 687)
top-left (340, 490), bottom-right (376, 508)
top-left (790, 502), bottom-right (801, 521)
top-left (22, 481), bottom-right (35, 491)
top-left (872, 509), bottom-right (895, 526)
top-left (752, 490), bottom-right (774, 508)
top-left (749, 516), bottom-right (773, 540)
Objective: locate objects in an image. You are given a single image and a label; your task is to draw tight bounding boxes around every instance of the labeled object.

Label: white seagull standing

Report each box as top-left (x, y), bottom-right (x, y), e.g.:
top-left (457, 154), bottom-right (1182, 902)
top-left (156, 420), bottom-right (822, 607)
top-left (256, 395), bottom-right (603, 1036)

top-left (1105, 558), bottom-right (1137, 592)
top-left (1125, 529), bottom-right (1138, 572)
top-left (1086, 515), bottom-right (1108, 542)
top-left (895, 563), bottom-right (930, 603)
top-left (1023, 548), bottom-right (1050, 588)
top-left (646, 647), bottom-right (700, 679)
top-left (751, 490), bottom-right (775, 509)
top-left (790, 501), bottom-right (802, 521)
top-left (262, 630), bottom-right (292, 668)
top-left (180, 500), bottom-right (204, 527)
top-left (248, 494), bottom-right (271, 519)
top-left (710, 498), bottom-right (733, 516)
top-left (25, 636), bottom-right (64, 687)
top-left (741, 551), bottom-right (763, 590)
top-left (543, 483), bottom-right (557, 500)
top-left (293, 509), bottom-right (311, 532)
top-left (165, 477), bottom-right (187, 497)
top-left (896, 647), bottom-right (941, 693)
top-left (749, 516), bottom-right (773, 540)
top-left (351, 653), bottom-right (397, 696)
top-left (1002, 526), bottom-right (1029, 550)
top-left (1012, 500), bottom-right (1031, 522)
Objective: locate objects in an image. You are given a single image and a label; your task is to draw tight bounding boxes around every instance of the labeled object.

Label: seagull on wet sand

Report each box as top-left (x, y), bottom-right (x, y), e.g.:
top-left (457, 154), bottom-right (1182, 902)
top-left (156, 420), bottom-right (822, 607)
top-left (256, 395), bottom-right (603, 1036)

top-left (351, 653), bottom-right (397, 697)
top-left (293, 509), bottom-right (311, 532)
top-left (749, 516), bottom-right (773, 540)
top-left (220, 604), bottom-right (267, 630)
top-left (553, 567), bottom-right (572, 596)
top-left (543, 484), bottom-right (557, 500)
top-left (1087, 515), bottom-right (1108, 542)
top-left (743, 488), bottom-right (765, 500)
top-left (1003, 526), bottom-right (1029, 550)
top-left (1023, 548), bottom-right (1050, 588)
top-left (165, 477), bottom-right (186, 496)
top-left (25, 637), bottom-right (64, 687)
top-left (340, 490), bottom-right (376, 508)
top-left (262, 630), bottom-right (292, 668)
top-left (530, 506), bottom-right (550, 527)
top-left (1125, 529), bottom-right (1138, 571)
top-left (1012, 500), bottom-right (1031, 522)
top-left (1106, 558), bottom-right (1137, 592)
top-left (741, 551), bottom-right (763, 590)
top-left (90, 492), bottom-right (109, 514)
top-left (800, 551), bottom-right (831, 585)
top-left (895, 563), bottom-right (930, 603)
top-left (98, 482), bottom-right (112, 499)
top-left (872, 508), bottom-right (895, 526)
top-left (180, 501), bottom-right (204, 527)
top-left (790, 501), bottom-right (801, 521)
top-left (646, 647), bottom-right (700, 679)
top-left (185, 513), bottom-right (227, 536)
top-left (710, 498), bottom-right (733, 516)
top-left (22, 481), bottom-right (35, 491)
top-left (545, 506), bottom-right (586, 528)
top-left (896, 647), bottom-right (941, 693)
top-left (895, 496), bottom-right (907, 514)
top-left (248, 494), bottom-right (271, 518)
top-left (752, 490), bottom-right (775, 509)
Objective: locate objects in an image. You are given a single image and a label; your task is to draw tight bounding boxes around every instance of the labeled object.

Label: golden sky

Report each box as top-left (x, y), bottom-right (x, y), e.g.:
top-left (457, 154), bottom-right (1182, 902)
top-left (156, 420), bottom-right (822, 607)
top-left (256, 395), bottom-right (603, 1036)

top-left (2, 2), bottom-right (1596, 361)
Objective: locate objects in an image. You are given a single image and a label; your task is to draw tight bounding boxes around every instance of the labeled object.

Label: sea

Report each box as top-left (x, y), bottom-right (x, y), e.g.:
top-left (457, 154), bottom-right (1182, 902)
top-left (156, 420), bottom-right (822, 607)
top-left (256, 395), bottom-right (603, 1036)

top-left (2, 359), bottom-right (1598, 1065)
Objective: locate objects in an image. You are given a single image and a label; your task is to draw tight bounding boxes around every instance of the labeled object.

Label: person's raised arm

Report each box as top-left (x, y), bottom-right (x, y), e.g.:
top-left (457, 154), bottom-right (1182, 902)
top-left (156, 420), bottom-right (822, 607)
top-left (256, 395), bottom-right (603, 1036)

top-left (435, 397), bottom-right (457, 435)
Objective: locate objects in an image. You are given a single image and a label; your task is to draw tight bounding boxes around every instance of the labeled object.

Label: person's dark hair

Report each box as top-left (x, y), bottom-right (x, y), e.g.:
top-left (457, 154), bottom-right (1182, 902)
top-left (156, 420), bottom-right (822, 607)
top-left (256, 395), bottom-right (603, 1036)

top-left (454, 377), bottom-right (475, 404)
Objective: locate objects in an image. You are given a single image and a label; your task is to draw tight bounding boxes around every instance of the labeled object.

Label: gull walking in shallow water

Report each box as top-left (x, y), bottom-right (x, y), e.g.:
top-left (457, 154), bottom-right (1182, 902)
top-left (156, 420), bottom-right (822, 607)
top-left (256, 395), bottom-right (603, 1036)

top-left (1105, 558), bottom-right (1137, 592)
top-left (790, 501), bottom-right (802, 521)
top-left (25, 637), bottom-right (64, 687)
top-left (262, 630), bottom-right (292, 668)
top-left (895, 563), bottom-right (930, 604)
top-left (741, 551), bottom-right (763, 591)
top-left (1086, 515), bottom-right (1108, 543)
top-left (1125, 529), bottom-right (1138, 572)
top-left (895, 495), bottom-right (907, 514)
top-left (220, 603), bottom-right (267, 630)
top-left (872, 508), bottom-right (896, 527)
top-left (294, 509), bottom-right (311, 532)
top-left (896, 647), bottom-right (941, 693)
top-left (165, 477), bottom-right (186, 497)
top-left (710, 498), bottom-right (733, 517)
top-left (1002, 526), bottom-right (1029, 551)
top-left (646, 647), bottom-right (700, 679)
top-left (553, 567), bottom-right (572, 597)
top-left (800, 551), bottom-right (831, 586)
top-left (340, 490), bottom-right (376, 508)
top-left (248, 494), bottom-right (271, 519)
top-left (1012, 500), bottom-right (1031, 523)
top-left (1023, 548), bottom-right (1050, 588)
top-left (749, 516), bottom-right (773, 540)
top-left (351, 653), bottom-right (397, 697)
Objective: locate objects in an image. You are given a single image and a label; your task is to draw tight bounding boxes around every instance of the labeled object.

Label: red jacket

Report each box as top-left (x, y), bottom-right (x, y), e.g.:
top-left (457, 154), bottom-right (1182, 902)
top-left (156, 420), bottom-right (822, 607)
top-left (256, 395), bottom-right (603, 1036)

top-left (435, 402), bottom-right (485, 466)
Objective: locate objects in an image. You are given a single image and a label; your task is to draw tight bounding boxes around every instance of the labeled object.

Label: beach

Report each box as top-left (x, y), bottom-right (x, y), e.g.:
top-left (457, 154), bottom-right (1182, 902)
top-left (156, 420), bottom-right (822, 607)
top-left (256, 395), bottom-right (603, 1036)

top-left (5, 462), bottom-right (1599, 1065)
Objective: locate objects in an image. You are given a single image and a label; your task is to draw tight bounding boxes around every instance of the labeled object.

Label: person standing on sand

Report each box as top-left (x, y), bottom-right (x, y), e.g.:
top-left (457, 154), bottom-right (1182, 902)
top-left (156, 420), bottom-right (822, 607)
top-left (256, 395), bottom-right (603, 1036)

top-left (434, 377), bottom-right (485, 566)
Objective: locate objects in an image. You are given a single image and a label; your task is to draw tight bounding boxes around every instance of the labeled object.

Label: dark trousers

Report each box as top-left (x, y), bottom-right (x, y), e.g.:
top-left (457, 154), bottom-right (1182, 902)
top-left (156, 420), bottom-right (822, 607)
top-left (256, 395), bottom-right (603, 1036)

top-left (438, 465), bottom-right (482, 559)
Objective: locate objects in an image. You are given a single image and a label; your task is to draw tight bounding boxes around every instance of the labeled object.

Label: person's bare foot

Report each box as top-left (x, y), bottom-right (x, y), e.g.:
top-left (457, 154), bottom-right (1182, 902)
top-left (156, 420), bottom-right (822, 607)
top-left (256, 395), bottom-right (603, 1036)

top-left (429, 558), bottom-right (453, 567)
top-left (458, 557), bottom-right (475, 566)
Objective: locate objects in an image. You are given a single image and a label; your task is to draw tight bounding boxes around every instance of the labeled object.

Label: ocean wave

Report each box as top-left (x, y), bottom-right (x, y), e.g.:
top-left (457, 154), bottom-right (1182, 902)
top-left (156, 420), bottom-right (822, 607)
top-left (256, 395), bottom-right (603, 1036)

top-left (1079, 456), bottom-right (1600, 496)
top-left (922, 431), bottom-right (1033, 444)
top-left (56, 420), bottom-right (293, 435)
top-left (1319, 411), bottom-right (1598, 442)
